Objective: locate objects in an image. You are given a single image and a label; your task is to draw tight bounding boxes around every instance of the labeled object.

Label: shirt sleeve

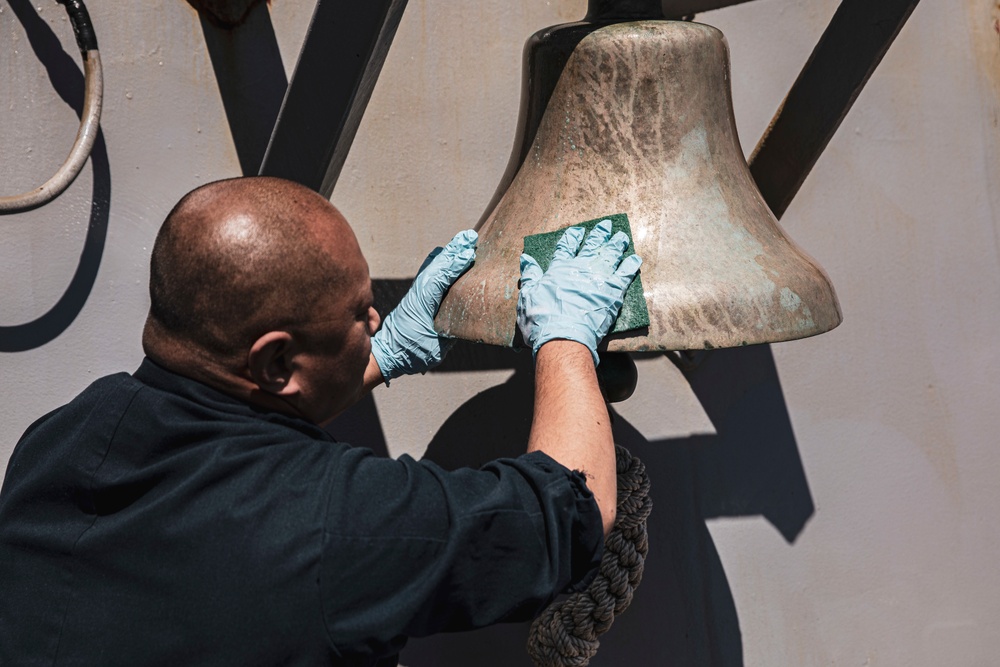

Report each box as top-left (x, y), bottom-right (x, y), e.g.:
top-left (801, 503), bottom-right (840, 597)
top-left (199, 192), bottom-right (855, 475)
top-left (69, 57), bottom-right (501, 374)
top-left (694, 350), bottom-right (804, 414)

top-left (318, 447), bottom-right (604, 659)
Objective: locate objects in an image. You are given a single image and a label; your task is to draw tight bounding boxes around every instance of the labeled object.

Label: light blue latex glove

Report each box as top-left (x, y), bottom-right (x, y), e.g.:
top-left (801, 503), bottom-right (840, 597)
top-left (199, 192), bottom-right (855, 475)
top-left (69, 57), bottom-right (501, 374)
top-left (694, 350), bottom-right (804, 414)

top-left (371, 229), bottom-right (477, 383)
top-left (517, 220), bottom-right (642, 365)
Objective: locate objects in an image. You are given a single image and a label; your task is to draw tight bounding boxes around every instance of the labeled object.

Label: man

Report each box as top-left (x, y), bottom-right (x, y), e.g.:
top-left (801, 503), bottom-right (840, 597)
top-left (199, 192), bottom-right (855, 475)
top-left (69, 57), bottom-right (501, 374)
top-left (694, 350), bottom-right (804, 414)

top-left (0, 177), bottom-right (641, 666)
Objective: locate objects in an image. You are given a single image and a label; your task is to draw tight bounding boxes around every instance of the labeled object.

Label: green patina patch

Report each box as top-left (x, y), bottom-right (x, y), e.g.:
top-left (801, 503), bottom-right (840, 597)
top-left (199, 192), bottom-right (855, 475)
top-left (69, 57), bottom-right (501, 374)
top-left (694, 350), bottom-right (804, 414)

top-left (522, 213), bottom-right (650, 334)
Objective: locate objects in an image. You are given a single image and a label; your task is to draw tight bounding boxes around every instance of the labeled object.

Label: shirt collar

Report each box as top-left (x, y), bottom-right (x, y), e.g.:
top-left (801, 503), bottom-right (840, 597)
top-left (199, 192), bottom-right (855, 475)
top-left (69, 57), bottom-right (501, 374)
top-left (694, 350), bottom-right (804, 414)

top-left (132, 357), bottom-right (334, 442)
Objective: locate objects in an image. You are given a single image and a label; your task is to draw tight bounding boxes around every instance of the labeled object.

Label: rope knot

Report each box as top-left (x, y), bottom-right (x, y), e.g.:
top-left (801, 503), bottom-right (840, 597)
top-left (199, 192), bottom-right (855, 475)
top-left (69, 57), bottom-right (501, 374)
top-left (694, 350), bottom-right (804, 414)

top-left (527, 445), bottom-right (652, 667)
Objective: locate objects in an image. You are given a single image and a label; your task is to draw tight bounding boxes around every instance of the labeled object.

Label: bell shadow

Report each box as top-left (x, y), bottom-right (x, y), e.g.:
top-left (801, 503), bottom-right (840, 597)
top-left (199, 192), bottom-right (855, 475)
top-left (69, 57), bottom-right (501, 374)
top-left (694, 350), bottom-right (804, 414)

top-left (0, 0), bottom-right (112, 352)
top-left (324, 279), bottom-right (526, 457)
top-left (401, 343), bottom-right (813, 666)
top-left (324, 394), bottom-right (391, 459)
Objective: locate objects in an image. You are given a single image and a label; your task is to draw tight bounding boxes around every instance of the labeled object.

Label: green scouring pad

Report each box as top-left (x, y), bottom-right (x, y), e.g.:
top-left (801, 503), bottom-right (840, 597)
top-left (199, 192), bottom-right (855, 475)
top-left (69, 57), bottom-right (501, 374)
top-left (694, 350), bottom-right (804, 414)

top-left (522, 213), bottom-right (650, 334)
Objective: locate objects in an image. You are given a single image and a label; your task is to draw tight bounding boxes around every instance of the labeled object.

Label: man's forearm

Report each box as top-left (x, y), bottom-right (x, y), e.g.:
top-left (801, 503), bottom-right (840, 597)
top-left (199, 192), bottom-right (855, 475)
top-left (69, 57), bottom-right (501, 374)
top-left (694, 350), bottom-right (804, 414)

top-left (528, 340), bottom-right (617, 535)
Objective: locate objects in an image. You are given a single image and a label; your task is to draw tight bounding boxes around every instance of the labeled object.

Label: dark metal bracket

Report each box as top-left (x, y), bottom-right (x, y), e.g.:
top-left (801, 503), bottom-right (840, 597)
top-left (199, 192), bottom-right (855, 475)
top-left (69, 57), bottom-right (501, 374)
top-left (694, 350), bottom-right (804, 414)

top-left (748, 0), bottom-right (921, 219)
top-left (250, 0), bottom-right (920, 372)
top-left (258, 0), bottom-right (408, 196)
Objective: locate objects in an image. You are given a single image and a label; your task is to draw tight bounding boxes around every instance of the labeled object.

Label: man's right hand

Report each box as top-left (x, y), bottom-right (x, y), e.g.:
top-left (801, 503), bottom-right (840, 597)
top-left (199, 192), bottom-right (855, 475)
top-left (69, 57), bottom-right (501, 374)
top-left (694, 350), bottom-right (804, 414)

top-left (516, 220), bottom-right (642, 364)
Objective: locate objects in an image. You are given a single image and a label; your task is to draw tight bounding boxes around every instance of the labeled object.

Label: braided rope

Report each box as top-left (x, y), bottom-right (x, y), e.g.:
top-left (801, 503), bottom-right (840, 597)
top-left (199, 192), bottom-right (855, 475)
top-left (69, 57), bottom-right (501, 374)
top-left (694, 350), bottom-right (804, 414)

top-left (527, 445), bottom-right (652, 666)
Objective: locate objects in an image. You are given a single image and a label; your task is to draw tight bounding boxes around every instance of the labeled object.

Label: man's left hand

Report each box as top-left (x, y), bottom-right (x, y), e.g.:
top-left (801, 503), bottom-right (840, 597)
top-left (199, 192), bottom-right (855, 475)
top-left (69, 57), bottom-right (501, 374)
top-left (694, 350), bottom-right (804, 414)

top-left (371, 229), bottom-right (477, 383)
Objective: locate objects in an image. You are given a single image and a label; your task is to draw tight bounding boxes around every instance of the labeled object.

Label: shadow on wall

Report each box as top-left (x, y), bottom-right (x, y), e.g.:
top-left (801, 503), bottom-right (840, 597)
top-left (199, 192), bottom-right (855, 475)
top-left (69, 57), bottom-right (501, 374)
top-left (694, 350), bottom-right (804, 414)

top-left (0, 0), bottom-right (112, 353)
top-left (333, 341), bottom-right (814, 666)
top-left (0, 0), bottom-right (288, 352)
top-left (194, 0), bottom-right (288, 175)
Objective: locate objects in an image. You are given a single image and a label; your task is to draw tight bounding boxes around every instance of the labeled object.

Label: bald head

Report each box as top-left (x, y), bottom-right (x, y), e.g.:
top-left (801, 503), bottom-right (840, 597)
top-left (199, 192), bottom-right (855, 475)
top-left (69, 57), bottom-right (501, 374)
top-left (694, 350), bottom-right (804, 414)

top-left (143, 177), bottom-right (367, 371)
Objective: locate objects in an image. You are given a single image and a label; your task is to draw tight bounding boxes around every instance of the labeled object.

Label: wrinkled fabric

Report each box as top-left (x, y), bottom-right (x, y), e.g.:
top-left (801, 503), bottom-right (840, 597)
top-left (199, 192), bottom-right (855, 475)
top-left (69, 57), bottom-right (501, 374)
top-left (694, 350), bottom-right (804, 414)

top-left (0, 358), bottom-right (602, 667)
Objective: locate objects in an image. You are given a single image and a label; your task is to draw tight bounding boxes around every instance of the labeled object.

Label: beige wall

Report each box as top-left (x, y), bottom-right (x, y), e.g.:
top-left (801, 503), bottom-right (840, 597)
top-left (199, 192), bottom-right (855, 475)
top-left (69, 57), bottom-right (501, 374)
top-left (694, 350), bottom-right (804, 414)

top-left (2, 0), bottom-right (998, 664)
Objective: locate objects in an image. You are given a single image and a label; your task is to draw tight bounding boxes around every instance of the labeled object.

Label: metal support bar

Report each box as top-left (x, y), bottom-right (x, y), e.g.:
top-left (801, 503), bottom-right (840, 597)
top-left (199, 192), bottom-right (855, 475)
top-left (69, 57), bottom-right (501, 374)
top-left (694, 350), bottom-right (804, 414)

top-left (748, 0), bottom-right (921, 219)
top-left (259, 0), bottom-right (408, 196)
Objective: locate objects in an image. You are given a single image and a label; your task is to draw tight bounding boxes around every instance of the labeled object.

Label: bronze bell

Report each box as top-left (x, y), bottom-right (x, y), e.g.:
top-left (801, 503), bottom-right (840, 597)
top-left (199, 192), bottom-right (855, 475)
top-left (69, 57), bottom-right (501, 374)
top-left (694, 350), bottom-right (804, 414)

top-left (434, 6), bottom-right (841, 352)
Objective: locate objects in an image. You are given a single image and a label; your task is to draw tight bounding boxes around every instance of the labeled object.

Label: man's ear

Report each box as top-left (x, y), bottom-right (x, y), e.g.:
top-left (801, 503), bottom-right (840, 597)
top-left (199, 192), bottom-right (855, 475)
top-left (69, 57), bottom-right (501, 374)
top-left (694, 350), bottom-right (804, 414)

top-left (248, 331), bottom-right (301, 397)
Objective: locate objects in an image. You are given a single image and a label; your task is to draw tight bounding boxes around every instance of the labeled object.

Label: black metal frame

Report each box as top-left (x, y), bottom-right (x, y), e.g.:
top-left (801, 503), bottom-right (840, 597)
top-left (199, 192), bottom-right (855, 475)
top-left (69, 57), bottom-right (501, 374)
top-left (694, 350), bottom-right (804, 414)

top-left (248, 0), bottom-right (921, 370)
top-left (749, 0), bottom-right (920, 219)
top-left (258, 0), bottom-right (921, 218)
top-left (257, 0), bottom-right (408, 196)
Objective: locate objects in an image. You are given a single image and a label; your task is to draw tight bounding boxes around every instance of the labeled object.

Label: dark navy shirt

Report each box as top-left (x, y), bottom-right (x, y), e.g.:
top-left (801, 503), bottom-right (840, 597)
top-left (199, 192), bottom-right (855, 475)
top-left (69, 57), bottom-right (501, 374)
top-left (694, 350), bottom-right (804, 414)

top-left (0, 359), bottom-right (603, 666)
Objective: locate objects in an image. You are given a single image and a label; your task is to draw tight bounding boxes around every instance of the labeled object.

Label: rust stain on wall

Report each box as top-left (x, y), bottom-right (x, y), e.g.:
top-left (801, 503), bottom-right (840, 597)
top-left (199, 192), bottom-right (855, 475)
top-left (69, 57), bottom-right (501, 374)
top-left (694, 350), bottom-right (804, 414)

top-left (967, 0), bottom-right (1000, 100)
top-left (966, 0), bottom-right (1000, 274)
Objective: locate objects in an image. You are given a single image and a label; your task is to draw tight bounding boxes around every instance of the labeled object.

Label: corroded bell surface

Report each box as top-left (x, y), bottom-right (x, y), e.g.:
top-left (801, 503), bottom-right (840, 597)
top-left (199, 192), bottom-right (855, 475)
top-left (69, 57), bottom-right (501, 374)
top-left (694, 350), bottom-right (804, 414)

top-left (435, 20), bottom-right (841, 351)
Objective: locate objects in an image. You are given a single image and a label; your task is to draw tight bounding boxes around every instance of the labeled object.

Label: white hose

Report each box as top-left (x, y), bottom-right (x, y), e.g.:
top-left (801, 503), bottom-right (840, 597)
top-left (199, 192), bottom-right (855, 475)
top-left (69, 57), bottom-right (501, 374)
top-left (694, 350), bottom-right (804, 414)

top-left (0, 48), bottom-right (103, 213)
